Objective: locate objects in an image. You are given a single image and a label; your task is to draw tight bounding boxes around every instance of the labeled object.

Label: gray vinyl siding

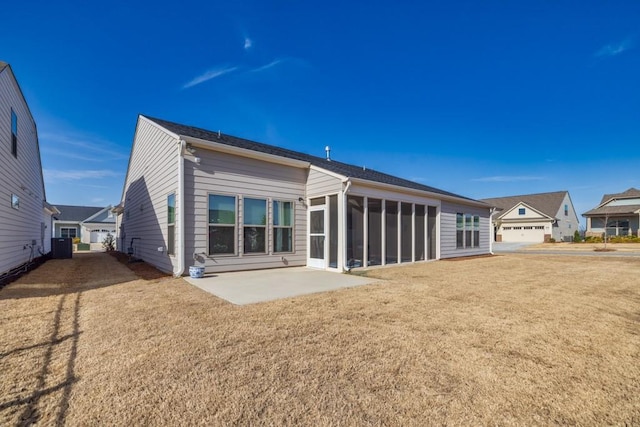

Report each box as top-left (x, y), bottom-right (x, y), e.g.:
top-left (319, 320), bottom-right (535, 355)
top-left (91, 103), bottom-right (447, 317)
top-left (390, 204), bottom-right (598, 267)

top-left (54, 223), bottom-right (80, 238)
top-left (119, 118), bottom-right (179, 274)
top-left (0, 66), bottom-right (49, 275)
top-left (184, 149), bottom-right (307, 273)
top-left (440, 201), bottom-right (491, 258)
top-left (307, 168), bottom-right (343, 198)
top-left (552, 193), bottom-right (580, 241)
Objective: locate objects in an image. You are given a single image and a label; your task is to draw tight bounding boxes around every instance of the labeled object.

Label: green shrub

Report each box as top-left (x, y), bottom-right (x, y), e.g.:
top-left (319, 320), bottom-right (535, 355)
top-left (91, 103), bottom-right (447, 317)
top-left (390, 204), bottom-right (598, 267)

top-left (609, 235), bottom-right (640, 243)
top-left (72, 237), bottom-right (81, 244)
top-left (548, 238), bottom-right (556, 243)
top-left (585, 236), bottom-right (603, 243)
top-left (573, 230), bottom-right (582, 243)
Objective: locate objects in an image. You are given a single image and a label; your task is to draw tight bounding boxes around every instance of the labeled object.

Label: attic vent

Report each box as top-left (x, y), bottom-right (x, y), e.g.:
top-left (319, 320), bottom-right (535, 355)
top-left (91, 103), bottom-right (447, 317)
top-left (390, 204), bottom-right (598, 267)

top-left (325, 145), bottom-right (331, 161)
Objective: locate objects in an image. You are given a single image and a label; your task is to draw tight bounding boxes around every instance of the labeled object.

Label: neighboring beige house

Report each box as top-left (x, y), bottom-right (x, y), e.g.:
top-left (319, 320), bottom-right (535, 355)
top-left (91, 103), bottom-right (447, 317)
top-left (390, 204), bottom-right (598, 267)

top-left (0, 61), bottom-right (58, 283)
top-left (52, 205), bottom-right (116, 248)
top-left (583, 188), bottom-right (640, 237)
top-left (481, 191), bottom-right (579, 242)
top-left (115, 115), bottom-right (492, 276)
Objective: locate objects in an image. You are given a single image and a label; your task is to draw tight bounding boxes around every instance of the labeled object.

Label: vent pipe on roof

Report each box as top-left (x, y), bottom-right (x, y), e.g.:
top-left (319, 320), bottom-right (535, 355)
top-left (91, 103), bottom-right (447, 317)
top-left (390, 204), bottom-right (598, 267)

top-left (217, 130), bottom-right (221, 139)
top-left (325, 145), bottom-right (331, 161)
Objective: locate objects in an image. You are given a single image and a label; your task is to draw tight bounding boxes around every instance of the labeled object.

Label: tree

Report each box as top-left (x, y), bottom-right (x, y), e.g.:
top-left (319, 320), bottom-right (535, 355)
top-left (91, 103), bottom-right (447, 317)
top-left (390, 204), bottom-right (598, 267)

top-left (102, 233), bottom-right (116, 252)
top-left (573, 230), bottom-right (581, 243)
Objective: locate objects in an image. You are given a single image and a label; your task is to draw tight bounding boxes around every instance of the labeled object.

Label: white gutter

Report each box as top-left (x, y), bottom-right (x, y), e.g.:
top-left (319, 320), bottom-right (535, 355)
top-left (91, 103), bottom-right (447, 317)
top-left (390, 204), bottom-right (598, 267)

top-left (341, 179), bottom-right (352, 272)
top-left (183, 136), bottom-right (311, 169)
top-left (174, 139), bottom-right (186, 277)
top-left (347, 177), bottom-right (490, 209)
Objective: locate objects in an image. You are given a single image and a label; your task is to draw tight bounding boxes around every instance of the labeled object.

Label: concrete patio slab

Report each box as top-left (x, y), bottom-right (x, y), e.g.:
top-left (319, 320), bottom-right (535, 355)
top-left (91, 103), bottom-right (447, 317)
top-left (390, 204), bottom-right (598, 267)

top-left (184, 267), bottom-right (377, 305)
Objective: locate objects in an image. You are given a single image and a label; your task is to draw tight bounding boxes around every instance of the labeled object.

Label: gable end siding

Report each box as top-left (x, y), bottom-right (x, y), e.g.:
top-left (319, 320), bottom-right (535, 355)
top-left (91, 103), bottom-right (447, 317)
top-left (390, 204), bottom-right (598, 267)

top-left (120, 119), bottom-right (179, 273)
top-left (0, 67), bottom-right (48, 275)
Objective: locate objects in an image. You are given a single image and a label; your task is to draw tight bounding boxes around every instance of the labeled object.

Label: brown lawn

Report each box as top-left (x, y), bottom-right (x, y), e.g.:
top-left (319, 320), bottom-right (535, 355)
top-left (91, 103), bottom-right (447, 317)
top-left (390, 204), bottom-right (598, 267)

top-left (1, 252), bottom-right (639, 426)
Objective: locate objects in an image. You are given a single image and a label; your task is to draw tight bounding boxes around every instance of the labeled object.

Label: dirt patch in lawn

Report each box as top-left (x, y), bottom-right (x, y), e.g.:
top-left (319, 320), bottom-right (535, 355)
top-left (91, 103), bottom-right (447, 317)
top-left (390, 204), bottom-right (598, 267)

top-left (1, 253), bottom-right (639, 425)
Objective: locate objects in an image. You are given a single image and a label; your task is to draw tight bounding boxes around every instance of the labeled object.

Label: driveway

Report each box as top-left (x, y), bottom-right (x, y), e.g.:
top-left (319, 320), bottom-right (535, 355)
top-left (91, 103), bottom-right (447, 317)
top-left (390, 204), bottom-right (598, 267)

top-left (492, 242), bottom-right (536, 253)
top-left (184, 267), bottom-right (376, 305)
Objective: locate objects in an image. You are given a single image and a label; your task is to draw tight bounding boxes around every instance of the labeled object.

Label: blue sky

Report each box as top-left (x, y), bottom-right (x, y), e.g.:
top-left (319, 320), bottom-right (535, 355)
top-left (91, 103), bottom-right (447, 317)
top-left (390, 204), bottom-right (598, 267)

top-left (2, 1), bottom-right (639, 227)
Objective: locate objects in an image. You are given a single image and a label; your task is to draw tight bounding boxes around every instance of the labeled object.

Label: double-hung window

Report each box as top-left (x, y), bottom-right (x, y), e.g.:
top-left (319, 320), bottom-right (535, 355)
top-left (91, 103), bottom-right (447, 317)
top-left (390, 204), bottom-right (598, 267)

top-left (167, 194), bottom-right (175, 255)
top-left (11, 109), bottom-right (17, 157)
top-left (273, 200), bottom-right (293, 253)
top-left (243, 198), bottom-right (267, 254)
top-left (456, 213), bottom-right (464, 248)
top-left (473, 215), bottom-right (480, 247)
top-left (209, 195), bottom-right (236, 255)
top-left (61, 228), bottom-right (76, 238)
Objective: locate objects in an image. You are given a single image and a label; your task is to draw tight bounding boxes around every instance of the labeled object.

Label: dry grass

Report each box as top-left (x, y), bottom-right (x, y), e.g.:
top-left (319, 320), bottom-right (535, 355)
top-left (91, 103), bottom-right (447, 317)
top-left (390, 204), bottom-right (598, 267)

top-left (524, 242), bottom-right (640, 252)
top-left (1, 253), bottom-right (639, 426)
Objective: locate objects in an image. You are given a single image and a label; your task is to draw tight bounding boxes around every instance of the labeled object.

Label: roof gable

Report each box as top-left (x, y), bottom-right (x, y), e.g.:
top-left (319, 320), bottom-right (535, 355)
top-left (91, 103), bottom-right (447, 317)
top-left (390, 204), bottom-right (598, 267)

top-left (481, 191), bottom-right (568, 218)
top-left (498, 202), bottom-right (552, 221)
top-left (599, 187), bottom-right (640, 205)
top-left (144, 115), bottom-right (483, 204)
top-left (82, 206), bottom-right (115, 224)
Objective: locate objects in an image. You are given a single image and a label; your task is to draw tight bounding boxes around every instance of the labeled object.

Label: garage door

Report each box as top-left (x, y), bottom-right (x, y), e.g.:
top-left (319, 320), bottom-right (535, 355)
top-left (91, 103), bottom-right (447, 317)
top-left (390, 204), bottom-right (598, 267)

top-left (90, 229), bottom-right (115, 243)
top-left (501, 226), bottom-right (545, 243)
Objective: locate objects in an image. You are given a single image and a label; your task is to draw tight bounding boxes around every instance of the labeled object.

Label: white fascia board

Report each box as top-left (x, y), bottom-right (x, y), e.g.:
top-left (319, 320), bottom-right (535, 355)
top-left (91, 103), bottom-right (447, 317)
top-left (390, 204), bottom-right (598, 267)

top-left (82, 205), bottom-right (112, 224)
top-left (347, 177), bottom-right (490, 208)
top-left (497, 202), bottom-right (553, 221)
top-left (43, 201), bottom-right (60, 215)
top-left (309, 164), bottom-right (348, 181)
top-left (141, 115), bottom-right (181, 139)
top-left (118, 116), bottom-right (181, 204)
top-left (183, 135), bottom-right (311, 169)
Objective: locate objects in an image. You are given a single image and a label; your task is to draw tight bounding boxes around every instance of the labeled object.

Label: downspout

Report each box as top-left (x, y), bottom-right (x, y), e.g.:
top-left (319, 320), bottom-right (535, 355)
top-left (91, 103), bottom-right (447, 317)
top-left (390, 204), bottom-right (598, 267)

top-left (174, 139), bottom-right (186, 277)
top-left (342, 179), bottom-right (352, 271)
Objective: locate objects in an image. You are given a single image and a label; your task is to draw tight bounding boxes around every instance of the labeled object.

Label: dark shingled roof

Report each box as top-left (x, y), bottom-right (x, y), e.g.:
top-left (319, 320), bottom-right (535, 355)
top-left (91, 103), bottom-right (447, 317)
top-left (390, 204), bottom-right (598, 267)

top-left (480, 191), bottom-right (568, 218)
top-left (146, 116), bottom-right (482, 203)
top-left (53, 205), bottom-right (105, 222)
top-left (583, 188), bottom-right (640, 217)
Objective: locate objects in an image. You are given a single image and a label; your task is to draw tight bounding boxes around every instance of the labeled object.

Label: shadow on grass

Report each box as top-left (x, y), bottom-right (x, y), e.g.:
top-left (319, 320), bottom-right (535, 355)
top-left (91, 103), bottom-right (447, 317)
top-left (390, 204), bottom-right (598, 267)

top-left (0, 252), bottom-right (170, 300)
top-left (0, 292), bottom-right (81, 426)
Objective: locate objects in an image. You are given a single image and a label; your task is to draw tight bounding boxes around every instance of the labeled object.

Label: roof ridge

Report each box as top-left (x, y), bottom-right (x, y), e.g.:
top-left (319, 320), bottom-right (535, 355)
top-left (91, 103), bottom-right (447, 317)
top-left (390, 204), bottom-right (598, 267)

top-left (143, 115), bottom-right (483, 204)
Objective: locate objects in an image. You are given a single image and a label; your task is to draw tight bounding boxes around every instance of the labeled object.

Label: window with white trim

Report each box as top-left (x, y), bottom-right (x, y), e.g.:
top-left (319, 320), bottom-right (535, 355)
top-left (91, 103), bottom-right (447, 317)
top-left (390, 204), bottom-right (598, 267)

top-left (456, 213), bottom-right (464, 248)
top-left (167, 193), bottom-right (175, 255)
top-left (61, 228), bottom-right (77, 238)
top-left (243, 197), bottom-right (267, 254)
top-left (457, 212), bottom-right (480, 248)
top-left (273, 200), bottom-right (293, 253)
top-left (209, 194), bottom-right (236, 255)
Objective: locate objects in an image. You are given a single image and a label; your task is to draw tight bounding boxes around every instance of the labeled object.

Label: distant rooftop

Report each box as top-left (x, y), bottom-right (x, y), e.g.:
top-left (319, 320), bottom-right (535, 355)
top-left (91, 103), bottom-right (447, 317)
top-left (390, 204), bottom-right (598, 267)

top-left (480, 191), bottom-right (569, 218)
top-left (53, 205), bottom-right (107, 222)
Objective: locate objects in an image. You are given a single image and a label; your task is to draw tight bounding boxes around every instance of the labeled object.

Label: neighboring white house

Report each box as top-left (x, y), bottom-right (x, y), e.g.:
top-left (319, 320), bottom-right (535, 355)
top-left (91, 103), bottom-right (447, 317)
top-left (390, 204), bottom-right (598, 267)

top-left (52, 205), bottom-right (116, 246)
top-left (583, 188), bottom-right (640, 237)
top-left (481, 191), bottom-right (579, 243)
top-left (0, 61), bottom-right (58, 281)
top-left (115, 115), bottom-right (492, 276)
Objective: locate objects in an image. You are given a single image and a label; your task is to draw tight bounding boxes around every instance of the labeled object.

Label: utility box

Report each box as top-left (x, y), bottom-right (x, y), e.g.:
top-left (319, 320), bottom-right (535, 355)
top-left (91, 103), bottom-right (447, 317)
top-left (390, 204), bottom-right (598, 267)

top-left (51, 238), bottom-right (72, 259)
